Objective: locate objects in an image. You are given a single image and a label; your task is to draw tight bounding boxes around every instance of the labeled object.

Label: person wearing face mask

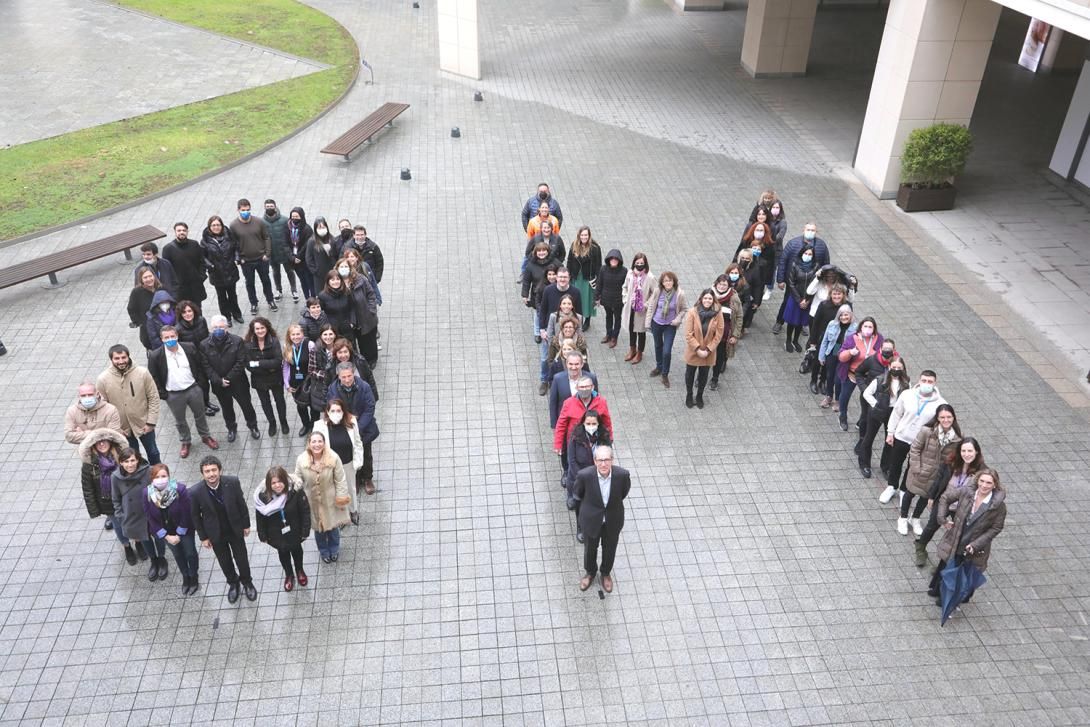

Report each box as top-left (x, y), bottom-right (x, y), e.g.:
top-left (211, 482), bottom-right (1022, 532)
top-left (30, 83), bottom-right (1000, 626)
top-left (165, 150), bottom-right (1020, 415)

top-left (554, 376), bottom-right (614, 490)
top-left (65, 382), bottom-right (122, 447)
top-left (230, 198), bottom-right (277, 315)
top-left (927, 467), bottom-right (1006, 607)
top-left (621, 253), bottom-right (655, 365)
top-left (161, 222), bottom-right (207, 305)
top-left (805, 265), bottom-right (856, 323)
top-left (709, 273), bottom-right (742, 391)
top-left (174, 300), bottom-right (218, 418)
top-left (851, 337), bottom-right (896, 431)
top-left (305, 217), bottom-right (338, 286)
top-left (97, 345), bottom-right (162, 465)
top-left (736, 249), bottom-right (762, 332)
top-left (596, 249), bottom-right (627, 348)
top-left (682, 290), bottom-right (725, 409)
top-left (782, 246), bottom-right (816, 353)
top-left (880, 370), bottom-right (946, 505)
top-left (142, 463), bottom-right (200, 595)
top-left (111, 447), bottom-right (166, 580)
top-left (645, 271), bottom-right (687, 389)
top-left (521, 182), bottom-right (563, 231)
top-left (135, 242), bottom-right (178, 297)
top-left (190, 456), bottom-right (257, 603)
top-left (262, 199), bottom-right (298, 304)
top-left (294, 432), bottom-right (351, 563)
top-left (79, 429), bottom-right (130, 549)
top-left (834, 316), bottom-right (883, 431)
top-left (144, 289), bottom-right (179, 351)
top-left (318, 270), bottom-right (354, 340)
top-left (255, 466), bottom-right (311, 592)
top-left (148, 326), bottom-right (218, 459)
top-left (199, 315), bottom-right (261, 443)
top-left (201, 215), bottom-right (244, 325)
top-left (333, 256), bottom-right (380, 367)
top-left (337, 219), bottom-right (355, 250)
top-left (915, 437), bottom-right (986, 567)
top-left (901, 404), bottom-right (962, 537)
top-left (311, 400), bottom-right (364, 525)
top-left (286, 207), bottom-right (315, 299)
top-left (736, 221), bottom-right (777, 300)
top-left (817, 305), bottom-right (855, 409)
top-left (857, 355), bottom-right (908, 479)
top-left (723, 261), bottom-right (752, 328)
top-left (327, 363), bottom-right (379, 496)
top-left (805, 284), bottom-right (851, 394)
top-left (565, 410), bottom-right (612, 542)
top-left (774, 222), bottom-right (830, 334)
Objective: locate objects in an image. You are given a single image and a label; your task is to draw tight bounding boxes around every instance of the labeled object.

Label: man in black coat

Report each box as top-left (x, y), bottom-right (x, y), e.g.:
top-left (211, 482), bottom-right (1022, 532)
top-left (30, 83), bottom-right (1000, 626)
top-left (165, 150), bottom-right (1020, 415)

top-left (161, 222), bottom-right (208, 304)
top-left (198, 315), bottom-right (260, 443)
top-left (148, 326), bottom-right (217, 459)
top-left (574, 445), bottom-right (630, 594)
top-left (191, 456), bottom-right (257, 603)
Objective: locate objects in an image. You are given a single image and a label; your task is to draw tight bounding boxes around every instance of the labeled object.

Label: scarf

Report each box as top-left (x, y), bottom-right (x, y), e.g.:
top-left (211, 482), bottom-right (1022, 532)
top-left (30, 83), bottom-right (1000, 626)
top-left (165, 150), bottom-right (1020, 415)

top-left (255, 490), bottom-right (287, 517)
top-left (714, 288), bottom-right (734, 313)
top-left (97, 454), bottom-right (118, 499)
top-left (632, 273), bottom-right (647, 313)
top-left (697, 305), bottom-right (717, 335)
top-left (147, 480), bottom-right (179, 509)
top-left (876, 348), bottom-right (893, 367)
top-left (156, 309), bottom-right (176, 325)
top-left (936, 427), bottom-right (957, 448)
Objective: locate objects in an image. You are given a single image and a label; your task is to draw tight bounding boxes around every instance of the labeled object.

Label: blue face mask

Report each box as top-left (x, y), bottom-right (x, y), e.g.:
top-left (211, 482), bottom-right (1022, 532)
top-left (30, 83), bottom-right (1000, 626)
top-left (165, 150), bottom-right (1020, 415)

top-left (803, 230), bottom-right (815, 241)
top-left (211, 328), bottom-right (227, 340)
top-left (239, 210), bottom-right (251, 221)
top-left (751, 248), bottom-right (761, 257)
top-left (164, 339), bottom-right (178, 348)
top-left (728, 273), bottom-right (740, 282)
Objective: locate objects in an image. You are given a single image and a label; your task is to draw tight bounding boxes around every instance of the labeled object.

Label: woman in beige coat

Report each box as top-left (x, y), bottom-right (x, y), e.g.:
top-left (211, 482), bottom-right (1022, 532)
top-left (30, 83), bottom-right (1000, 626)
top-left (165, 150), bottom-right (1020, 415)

top-left (620, 252), bottom-right (656, 365)
top-left (293, 432), bottom-right (350, 563)
top-left (927, 467), bottom-right (1006, 603)
top-left (682, 290), bottom-right (725, 410)
top-left (311, 400), bottom-right (364, 525)
top-left (900, 404), bottom-right (961, 537)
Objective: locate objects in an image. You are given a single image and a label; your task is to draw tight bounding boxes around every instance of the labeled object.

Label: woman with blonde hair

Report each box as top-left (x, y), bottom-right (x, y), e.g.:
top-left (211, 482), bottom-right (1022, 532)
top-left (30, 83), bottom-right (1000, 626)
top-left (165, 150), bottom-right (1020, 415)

top-left (311, 399), bottom-right (364, 526)
top-left (293, 431), bottom-right (351, 563)
top-left (566, 226), bottom-right (602, 331)
top-left (282, 323), bottom-right (319, 436)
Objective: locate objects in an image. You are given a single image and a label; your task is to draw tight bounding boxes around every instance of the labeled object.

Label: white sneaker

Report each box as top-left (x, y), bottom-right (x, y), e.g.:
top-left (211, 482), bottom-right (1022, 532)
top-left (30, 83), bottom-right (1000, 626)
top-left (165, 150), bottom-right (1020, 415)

top-left (897, 517), bottom-right (909, 536)
top-left (878, 486), bottom-right (896, 504)
top-left (762, 288), bottom-right (772, 301)
top-left (910, 518), bottom-right (923, 536)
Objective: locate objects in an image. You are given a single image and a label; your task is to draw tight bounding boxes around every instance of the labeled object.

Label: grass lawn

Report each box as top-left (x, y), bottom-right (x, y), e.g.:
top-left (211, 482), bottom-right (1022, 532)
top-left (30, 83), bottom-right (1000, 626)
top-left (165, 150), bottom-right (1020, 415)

top-left (0, 0), bottom-right (357, 242)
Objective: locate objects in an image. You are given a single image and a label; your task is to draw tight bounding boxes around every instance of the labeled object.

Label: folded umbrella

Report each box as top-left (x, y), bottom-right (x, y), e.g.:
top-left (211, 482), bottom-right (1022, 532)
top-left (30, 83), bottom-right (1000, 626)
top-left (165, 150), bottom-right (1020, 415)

top-left (940, 557), bottom-right (987, 626)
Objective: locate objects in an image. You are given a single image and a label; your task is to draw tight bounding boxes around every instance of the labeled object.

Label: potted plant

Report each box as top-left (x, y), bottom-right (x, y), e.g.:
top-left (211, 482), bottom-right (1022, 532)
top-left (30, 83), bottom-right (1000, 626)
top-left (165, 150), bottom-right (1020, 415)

top-left (896, 123), bottom-right (972, 212)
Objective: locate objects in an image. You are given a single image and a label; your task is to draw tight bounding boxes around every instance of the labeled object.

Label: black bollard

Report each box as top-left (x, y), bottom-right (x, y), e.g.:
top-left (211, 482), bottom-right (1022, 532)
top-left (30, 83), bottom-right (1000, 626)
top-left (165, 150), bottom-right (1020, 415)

top-left (451, 127), bottom-right (461, 138)
top-left (400, 168), bottom-right (412, 180)
top-left (474, 91), bottom-right (483, 102)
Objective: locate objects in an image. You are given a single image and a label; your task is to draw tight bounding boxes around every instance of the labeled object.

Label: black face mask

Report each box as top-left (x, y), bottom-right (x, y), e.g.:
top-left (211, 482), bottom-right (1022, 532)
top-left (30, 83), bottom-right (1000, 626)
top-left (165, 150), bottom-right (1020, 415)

top-left (538, 191), bottom-right (549, 201)
top-left (265, 208), bottom-right (277, 218)
top-left (340, 229), bottom-right (353, 241)
top-left (634, 264), bottom-right (646, 271)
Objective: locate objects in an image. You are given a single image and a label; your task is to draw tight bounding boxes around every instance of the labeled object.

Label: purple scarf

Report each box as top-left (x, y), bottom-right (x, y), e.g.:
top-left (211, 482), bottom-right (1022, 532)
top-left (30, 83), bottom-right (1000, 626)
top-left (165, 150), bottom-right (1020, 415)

top-left (157, 310), bottom-right (176, 325)
top-left (632, 273), bottom-right (647, 313)
top-left (98, 454), bottom-right (118, 498)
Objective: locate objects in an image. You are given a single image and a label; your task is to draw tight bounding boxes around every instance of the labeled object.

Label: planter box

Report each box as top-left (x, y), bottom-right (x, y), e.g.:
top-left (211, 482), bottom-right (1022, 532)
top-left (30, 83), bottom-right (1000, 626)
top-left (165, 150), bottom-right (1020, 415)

top-left (896, 184), bottom-right (957, 212)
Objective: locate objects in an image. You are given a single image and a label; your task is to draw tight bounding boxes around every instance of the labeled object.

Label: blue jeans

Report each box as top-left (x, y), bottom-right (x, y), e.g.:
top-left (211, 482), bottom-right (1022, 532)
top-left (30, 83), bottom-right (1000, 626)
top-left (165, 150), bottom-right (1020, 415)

top-left (163, 531), bottom-right (200, 577)
top-left (650, 321), bottom-right (677, 375)
top-left (315, 529), bottom-right (340, 558)
top-left (242, 259), bottom-right (274, 306)
top-left (126, 429), bottom-right (161, 465)
top-left (539, 336), bottom-right (550, 382)
top-left (109, 515), bottom-right (129, 545)
top-left (837, 379), bottom-right (858, 421)
top-left (532, 309), bottom-right (541, 340)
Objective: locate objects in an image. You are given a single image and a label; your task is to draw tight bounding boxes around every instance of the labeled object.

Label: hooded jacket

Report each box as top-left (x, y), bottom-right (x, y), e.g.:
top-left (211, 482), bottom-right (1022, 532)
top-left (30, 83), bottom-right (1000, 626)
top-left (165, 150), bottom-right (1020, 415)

top-left (263, 209), bottom-right (291, 265)
top-left (595, 249), bottom-right (627, 308)
top-left (145, 290), bottom-right (179, 350)
top-left (79, 428), bottom-right (128, 519)
top-left (97, 363), bottom-right (160, 435)
top-left (887, 385), bottom-right (948, 445)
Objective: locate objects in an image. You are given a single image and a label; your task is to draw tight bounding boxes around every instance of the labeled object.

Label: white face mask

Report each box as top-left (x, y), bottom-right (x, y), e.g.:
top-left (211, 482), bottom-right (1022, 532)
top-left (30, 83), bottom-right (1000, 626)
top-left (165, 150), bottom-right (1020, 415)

top-left (754, 230), bottom-right (765, 240)
top-left (337, 266), bottom-right (351, 277)
top-left (159, 303), bottom-right (171, 312)
top-left (152, 478), bottom-right (170, 491)
top-left (316, 227), bottom-right (328, 235)
top-left (328, 411), bottom-right (343, 424)
top-left (584, 425), bottom-right (598, 435)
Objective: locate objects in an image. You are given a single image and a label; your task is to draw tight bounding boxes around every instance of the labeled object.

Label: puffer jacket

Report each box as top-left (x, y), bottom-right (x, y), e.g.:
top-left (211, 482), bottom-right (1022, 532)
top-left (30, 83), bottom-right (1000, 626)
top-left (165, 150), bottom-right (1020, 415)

top-left (201, 227), bottom-right (241, 287)
top-left (145, 289), bottom-right (179, 350)
top-left (906, 425), bottom-right (961, 498)
top-left (595, 250), bottom-right (627, 308)
top-left (79, 428), bottom-right (128, 519)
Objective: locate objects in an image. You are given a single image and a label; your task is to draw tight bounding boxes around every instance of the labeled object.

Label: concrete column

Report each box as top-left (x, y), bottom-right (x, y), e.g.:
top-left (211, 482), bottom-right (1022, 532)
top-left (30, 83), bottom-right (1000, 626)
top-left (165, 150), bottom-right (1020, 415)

top-left (853, 0), bottom-right (1001, 199)
top-left (740, 0), bottom-right (818, 78)
top-left (668, 0), bottom-right (724, 9)
top-left (438, 0), bottom-right (480, 80)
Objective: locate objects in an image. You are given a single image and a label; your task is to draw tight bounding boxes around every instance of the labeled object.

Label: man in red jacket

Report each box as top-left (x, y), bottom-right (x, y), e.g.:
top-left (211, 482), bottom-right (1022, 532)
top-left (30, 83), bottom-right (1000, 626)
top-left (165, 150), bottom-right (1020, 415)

top-left (554, 377), bottom-right (613, 485)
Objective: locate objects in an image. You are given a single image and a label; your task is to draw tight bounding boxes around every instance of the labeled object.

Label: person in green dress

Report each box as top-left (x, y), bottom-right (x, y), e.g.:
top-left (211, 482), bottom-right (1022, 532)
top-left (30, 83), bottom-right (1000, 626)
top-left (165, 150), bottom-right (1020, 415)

top-left (566, 226), bottom-right (603, 332)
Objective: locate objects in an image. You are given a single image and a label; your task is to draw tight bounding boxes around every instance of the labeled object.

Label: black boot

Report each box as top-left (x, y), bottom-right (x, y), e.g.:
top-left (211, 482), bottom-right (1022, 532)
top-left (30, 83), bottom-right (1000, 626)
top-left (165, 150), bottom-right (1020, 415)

top-left (279, 418), bottom-right (291, 435)
top-left (134, 541), bottom-right (148, 561)
top-left (709, 376), bottom-right (719, 392)
top-left (180, 575), bottom-right (192, 596)
top-left (685, 390), bottom-right (695, 409)
top-left (188, 574), bottom-right (201, 596)
top-left (124, 545), bottom-right (137, 566)
top-left (147, 557), bottom-right (159, 582)
top-left (156, 557), bottom-right (169, 581)
top-left (695, 390), bottom-right (705, 409)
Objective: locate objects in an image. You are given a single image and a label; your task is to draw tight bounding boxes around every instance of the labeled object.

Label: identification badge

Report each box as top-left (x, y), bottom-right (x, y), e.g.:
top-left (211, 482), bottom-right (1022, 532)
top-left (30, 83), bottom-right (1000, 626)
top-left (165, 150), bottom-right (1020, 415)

top-left (249, 361), bottom-right (258, 368)
top-left (294, 372), bottom-right (304, 380)
top-left (281, 525), bottom-right (292, 534)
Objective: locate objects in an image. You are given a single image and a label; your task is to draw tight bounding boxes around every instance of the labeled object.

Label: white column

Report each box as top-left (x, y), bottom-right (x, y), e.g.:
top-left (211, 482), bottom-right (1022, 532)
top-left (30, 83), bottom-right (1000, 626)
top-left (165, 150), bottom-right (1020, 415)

top-left (740, 0), bottom-right (818, 78)
top-left (853, 0), bottom-right (1001, 199)
top-left (438, 0), bottom-right (480, 80)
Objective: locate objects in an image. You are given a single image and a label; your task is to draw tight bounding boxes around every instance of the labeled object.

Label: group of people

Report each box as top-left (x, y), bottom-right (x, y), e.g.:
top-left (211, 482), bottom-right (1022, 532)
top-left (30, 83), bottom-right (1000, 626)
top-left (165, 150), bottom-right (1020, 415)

top-left (520, 183), bottom-right (1007, 613)
top-left (70, 197), bottom-right (387, 599)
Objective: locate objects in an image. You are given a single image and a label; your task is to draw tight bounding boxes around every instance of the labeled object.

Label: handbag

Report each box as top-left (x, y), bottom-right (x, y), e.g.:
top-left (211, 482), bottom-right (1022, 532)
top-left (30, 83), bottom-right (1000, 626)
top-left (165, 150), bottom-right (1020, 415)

top-left (799, 348), bottom-right (817, 374)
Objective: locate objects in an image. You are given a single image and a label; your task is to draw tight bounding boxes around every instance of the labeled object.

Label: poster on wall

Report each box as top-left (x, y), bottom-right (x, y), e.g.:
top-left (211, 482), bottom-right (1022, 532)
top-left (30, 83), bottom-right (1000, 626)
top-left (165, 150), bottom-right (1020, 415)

top-left (1018, 18), bottom-right (1052, 72)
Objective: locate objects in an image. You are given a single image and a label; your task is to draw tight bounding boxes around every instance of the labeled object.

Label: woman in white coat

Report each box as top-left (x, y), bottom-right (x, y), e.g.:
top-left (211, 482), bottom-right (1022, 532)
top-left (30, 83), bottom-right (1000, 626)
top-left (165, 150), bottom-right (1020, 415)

top-left (620, 252), bottom-right (656, 366)
top-left (310, 399), bottom-right (364, 526)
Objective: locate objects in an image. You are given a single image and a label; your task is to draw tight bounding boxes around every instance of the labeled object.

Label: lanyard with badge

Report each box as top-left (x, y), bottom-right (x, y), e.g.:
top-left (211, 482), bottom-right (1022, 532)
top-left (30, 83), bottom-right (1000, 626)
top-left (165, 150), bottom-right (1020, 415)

top-left (915, 392), bottom-right (930, 417)
top-left (292, 343), bottom-right (305, 381)
top-left (279, 508), bottom-right (291, 535)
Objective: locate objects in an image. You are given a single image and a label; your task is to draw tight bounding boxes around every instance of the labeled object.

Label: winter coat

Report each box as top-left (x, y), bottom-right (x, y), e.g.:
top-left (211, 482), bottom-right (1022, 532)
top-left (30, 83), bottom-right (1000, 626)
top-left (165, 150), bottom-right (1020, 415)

top-left (596, 250), bottom-right (627, 308)
top-left (199, 332), bottom-right (250, 389)
top-left (161, 237), bottom-right (207, 302)
top-left (305, 226), bottom-right (338, 283)
top-left (526, 214), bottom-right (560, 239)
top-left (347, 237), bottom-right (385, 283)
top-left (521, 193), bottom-right (563, 230)
top-left (189, 476), bottom-right (250, 544)
top-left (348, 275), bottom-right (378, 335)
top-left (263, 211), bottom-right (291, 265)
top-left (854, 352), bottom-right (890, 396)
top-left (525, 233), bottom-right (566, 268)
top-left (906, 426), bottom-right (961, 498)
top-left (133, 259), bottom-right (178, 297)
top-left (65, 399), bottom-right (122, 445)
top-left (713, 289), bottom-right (743, 359)
top-left (143, 483), bottom-right (195, 539)
top-left (127, 285), bottom-right (157, 349)
top-left (566, 425), bottom-right (611, 485)
top-left (327, 377), bottom-right (379, 443)
top-left (785, 260), bottom-right (815, 305)
top-left (644, 287), bottom-right (688, 329)
top-left (299, 309), bottom-right (330, 342)
top-left (293, 450), bottom-right (350, 533)
top-left (201, 227), bottom-right (240, 287)
top-left (777, 235), bottom-right (830, 284)
top-left (621, 270), bottom-right (657, 334)
top-left (255, 480), bottom-right (311, 550)
top-left (311, 418), bottom-right (365, 478)
top-left (97, 364), bottom-right (161, 436)
top-left (245, 335), bottom-right (285, 390)
top-left (936, 483), bottom-right (1006, 571)
top-left (79, 428), bottom-right (127, 518)
top-left (683, 306), bottom-right (725, 367)
top-left (145, 289), bottom-right (179, 350)
top-left (807, 298), bottom-right (851, 349)
top-left (286, 214), bottom-right (313, 268)
top-left (148, 341), bottom-right (210, 400)
top-left (177, 314), bottom-right (210, 345)
top-left (325, 351), bottom-right (379, 402)
top-left (111, 461), bottom-right (152, 541)
top-left (567, 242), bottom-right (602, 284)
top-left (318, 287), bottom-right (354, 338)
top-left (554, 394), bottom-right (613, 453)
top-left (521, 255), bottom-right (553, 303)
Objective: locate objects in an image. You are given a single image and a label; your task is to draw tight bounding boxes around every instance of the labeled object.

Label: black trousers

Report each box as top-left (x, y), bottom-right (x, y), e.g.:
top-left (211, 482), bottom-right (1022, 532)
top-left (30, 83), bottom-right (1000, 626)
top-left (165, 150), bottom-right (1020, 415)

top-left (886, 438), bottom-right (912, 490)
top-left (857, 412), bottom-right (890, 471)
top-left (918, 502), bottom-right (942, 547)
top-left (775, 292), bottom-right (789, 325)
top-left (627, 311), bottom-right (646, 352)
top-left (211, 531), bottom-right (251, 585)
top-left (583, 520), bottom-right (621, 577)
top-left (277, 545), bottom-right (305, 576)
top-left (255, 385), bottom-right (289, 426)
top-left (604, 305), bottom-right (622, 339)
top-left (356, 329), bottom-right (379, 366)
top-left (214, 284), bottom-right (243, 320)
top-left (211, 382), bottom-right (258, 432)
top-left (684, 365), bottom-right (709, 395)
top-left (270, 262), bottom-right (298, 294)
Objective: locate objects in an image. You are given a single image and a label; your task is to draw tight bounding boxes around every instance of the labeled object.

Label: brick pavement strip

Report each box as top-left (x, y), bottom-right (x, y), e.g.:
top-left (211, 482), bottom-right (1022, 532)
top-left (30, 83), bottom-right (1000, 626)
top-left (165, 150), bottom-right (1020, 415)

top-left (0, 0), bottom-right (1088, 725)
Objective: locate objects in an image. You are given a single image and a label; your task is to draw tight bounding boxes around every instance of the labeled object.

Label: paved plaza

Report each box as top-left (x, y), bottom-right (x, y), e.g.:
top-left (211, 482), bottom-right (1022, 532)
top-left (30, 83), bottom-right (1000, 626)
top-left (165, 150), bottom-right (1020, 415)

top-left (0, 0), bottom-right (1089, 725)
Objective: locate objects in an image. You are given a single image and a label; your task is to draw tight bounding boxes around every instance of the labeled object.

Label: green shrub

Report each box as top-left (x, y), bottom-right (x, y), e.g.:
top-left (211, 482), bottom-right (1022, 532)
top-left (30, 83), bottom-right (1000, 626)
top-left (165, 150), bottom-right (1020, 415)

top-left (900, 123), bottom-right (972, 188)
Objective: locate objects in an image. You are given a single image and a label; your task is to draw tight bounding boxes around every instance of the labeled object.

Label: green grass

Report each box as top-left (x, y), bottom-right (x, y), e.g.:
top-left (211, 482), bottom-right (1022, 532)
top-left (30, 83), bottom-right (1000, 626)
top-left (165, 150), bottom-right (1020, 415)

top-left (0, 0), bottom-right (357, 242)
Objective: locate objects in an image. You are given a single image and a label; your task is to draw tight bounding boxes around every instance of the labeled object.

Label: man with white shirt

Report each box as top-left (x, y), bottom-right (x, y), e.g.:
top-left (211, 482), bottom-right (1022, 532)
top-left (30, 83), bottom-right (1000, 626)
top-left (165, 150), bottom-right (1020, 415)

top-left (573, 445), bottom-right (631, 594)
top-left (148, 326), bottom-right (218, 458)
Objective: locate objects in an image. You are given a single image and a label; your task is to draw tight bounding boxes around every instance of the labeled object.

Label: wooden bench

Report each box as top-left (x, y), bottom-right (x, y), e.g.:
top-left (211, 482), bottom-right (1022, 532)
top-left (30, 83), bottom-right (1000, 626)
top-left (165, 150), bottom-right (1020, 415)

top-left (0, 225), bottom-right (166, 290)
top-left (321, 102), bottom-right (410, 161)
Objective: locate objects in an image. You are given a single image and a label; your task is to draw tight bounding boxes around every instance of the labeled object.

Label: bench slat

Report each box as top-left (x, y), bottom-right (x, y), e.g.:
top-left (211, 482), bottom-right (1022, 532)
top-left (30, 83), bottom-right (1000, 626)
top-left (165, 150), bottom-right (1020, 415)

top-left (0, 225), bottom-right (166, 290)
top-left (321, 102), bottom-right (409, 157)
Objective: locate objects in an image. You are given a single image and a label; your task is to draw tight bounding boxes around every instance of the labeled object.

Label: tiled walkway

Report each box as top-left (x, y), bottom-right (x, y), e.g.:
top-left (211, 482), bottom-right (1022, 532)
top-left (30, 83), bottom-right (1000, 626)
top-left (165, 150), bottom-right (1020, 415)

top-left (0, 1), bottom-right (1088, 725)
